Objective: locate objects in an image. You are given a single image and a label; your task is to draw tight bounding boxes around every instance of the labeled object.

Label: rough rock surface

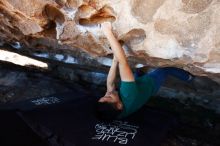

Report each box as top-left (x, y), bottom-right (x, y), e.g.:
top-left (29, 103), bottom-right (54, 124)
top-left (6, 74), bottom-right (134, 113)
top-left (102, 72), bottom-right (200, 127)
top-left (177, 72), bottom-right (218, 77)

top-left (0, 0), bottom-right (220, 107)
top-left (0, 0), bottom-right (219, 77)
top-left (0, 1), bottom-right (220, 145)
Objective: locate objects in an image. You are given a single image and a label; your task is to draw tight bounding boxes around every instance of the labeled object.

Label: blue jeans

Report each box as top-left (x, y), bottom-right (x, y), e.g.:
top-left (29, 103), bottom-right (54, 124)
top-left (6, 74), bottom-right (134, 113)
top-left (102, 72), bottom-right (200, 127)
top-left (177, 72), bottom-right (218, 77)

top-left (135, 67), bottom-right (193, 94)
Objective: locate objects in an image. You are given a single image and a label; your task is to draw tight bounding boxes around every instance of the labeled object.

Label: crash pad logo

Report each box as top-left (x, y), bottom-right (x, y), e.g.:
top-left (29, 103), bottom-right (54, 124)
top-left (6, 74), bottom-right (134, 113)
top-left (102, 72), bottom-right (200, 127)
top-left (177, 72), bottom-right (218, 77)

top-left (31, 97), bottom-right (60, 105)
top-left (92, 120), bottom-right (139, 144)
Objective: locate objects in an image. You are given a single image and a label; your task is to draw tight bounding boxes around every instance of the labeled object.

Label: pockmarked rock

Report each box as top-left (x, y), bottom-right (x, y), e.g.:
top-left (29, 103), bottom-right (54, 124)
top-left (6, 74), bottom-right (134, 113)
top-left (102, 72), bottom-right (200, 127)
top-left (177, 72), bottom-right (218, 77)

top-left (0, 0), bottom-right (219, 80)
top-left (79, 5), bottom-right (116, 26)
top-left (131, 0), bottom-right (165, 24)
top-left (181, 0), bottom-right (213, 13)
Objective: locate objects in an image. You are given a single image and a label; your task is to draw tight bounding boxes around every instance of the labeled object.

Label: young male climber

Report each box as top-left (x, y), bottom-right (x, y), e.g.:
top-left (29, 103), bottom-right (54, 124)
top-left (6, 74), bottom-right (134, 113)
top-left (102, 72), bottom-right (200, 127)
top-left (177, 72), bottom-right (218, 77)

top-left (96, 22), bottom-right (194, 120)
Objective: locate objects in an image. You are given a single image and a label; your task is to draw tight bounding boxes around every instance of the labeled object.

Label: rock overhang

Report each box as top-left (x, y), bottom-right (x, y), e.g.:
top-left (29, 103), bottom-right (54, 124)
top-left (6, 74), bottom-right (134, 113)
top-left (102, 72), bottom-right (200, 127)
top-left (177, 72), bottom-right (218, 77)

top-left (0, 0), bottom-right (219, 82)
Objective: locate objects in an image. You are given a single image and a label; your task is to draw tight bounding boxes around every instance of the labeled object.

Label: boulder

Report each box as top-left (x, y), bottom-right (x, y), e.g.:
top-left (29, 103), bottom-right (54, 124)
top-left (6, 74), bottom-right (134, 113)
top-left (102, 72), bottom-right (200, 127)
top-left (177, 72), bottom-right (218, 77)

top-left (0, 0), bottom-right (219, 82)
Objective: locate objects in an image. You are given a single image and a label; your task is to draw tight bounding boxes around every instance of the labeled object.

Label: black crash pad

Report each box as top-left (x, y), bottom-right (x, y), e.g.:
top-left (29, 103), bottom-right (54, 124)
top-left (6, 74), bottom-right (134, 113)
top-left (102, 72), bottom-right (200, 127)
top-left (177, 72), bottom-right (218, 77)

top-left (1, 91), bottom-right (177, 146)
top-left (0, 110), bottom-right (48, 146)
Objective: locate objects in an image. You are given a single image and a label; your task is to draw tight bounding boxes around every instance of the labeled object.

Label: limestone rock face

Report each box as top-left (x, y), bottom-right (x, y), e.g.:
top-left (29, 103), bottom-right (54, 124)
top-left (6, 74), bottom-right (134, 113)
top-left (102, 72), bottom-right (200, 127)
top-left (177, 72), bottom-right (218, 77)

top-left (0, 0), bottom-right (220, 81)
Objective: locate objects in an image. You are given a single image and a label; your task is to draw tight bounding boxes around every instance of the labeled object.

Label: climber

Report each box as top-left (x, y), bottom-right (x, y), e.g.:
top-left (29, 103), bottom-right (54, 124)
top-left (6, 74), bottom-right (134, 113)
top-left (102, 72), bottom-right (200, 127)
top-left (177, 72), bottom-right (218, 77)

top-left (95, 22), bottom-right (194, 120)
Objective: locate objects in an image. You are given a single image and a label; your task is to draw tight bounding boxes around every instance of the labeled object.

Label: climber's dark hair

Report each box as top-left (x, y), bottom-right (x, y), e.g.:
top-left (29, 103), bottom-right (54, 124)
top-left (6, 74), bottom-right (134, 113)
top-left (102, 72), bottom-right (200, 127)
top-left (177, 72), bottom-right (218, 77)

top-left (95, 102), bottom-right (122, 120)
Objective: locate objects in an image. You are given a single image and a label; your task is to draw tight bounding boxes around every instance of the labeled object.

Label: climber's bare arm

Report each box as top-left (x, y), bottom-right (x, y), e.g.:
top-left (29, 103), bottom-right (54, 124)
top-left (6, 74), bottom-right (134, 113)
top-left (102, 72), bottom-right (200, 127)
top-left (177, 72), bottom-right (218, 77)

top-left (101, 22), bottom-right (134, 82)
top-left (106, 56), bottom-right (118, 94)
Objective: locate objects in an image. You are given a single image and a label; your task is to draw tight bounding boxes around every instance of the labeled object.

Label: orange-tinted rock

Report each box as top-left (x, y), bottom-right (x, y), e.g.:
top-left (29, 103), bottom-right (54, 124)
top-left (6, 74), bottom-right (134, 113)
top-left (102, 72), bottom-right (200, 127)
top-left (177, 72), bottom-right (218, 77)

top-left (119, 29), bottom-right (146, 46)
top-left (0, 0), bottom-right (219, 78)
top-left (55, 0), bottom-right (67, 7)
top-left (78, 4), bottom-right (97, 18)
top-left (55, 0), bottom-right (78, 8)
top-left (67, 33), bottom-right (108, 56)
top-left (6, 0), bottom-right (54, 27)
top-left (45, 4), bottom-right (66, 25)
top-left (79, 5), bottom-right (116, 26)
top-left (0, 0), bottom-right (42, 36)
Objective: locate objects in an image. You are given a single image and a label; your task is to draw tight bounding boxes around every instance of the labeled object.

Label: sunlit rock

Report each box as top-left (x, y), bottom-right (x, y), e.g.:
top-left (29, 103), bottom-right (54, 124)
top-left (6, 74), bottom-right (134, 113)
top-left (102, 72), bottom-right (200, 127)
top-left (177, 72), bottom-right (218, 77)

top-left (119, 29), bottom-right (146, 46)
top-left (181, 0), bottom-right (213, 13)
top-left (131, 0), bottom-right (165, 24)
top-left (44, 4), bottom-right (66, 40)
top-left (45, 4), bottom-right (66, 25)
top-left (55, 0), bottom-right (67, 7)
top-left (77, 4), bottom-right (97, 18)
top-left (0, 0), bottom-right (219, 80)
top-left (0, 50), bottom-right (48, 68)
top-left (78, 5), bottom-right (116, 26)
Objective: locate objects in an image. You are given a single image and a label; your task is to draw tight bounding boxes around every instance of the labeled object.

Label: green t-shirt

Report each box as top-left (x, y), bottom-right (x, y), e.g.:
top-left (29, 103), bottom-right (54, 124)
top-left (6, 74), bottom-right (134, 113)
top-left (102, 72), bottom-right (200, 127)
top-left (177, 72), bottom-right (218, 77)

top-left (118, 75), bottom-right (155, 118)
